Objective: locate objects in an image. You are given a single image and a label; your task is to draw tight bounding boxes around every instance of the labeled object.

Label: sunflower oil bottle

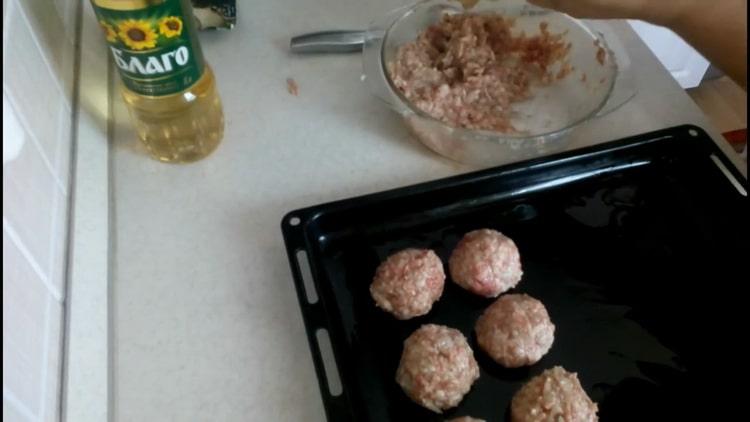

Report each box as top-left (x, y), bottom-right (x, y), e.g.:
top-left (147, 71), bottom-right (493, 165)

top-left (91, 0), bottom-right (224, 163)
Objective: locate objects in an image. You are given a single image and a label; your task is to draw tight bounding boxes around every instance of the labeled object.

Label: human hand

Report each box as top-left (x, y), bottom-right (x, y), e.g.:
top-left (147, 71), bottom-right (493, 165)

top-left (526, 0), bottom-right (696, 26)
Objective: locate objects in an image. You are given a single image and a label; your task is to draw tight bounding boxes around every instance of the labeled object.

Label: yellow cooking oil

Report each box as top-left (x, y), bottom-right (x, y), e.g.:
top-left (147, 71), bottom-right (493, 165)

top-left (91, 0), bottom-right (224, 163)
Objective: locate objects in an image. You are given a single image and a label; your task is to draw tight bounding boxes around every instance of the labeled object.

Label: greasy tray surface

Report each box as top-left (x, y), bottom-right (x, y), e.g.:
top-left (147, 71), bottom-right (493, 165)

top-left (281, 126), bottom-right (747, 422)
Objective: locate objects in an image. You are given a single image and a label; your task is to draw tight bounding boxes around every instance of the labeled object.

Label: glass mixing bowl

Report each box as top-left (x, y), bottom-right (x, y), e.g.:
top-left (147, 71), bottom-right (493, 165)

top-left (363, 0), bottom-right (635, 166)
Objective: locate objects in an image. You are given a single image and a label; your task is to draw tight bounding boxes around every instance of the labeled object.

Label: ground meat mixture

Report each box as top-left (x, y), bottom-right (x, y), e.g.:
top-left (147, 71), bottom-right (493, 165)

top-left (594, 39), bottom-right (606, 66)
top-left (396, 324), bottom-right (480, 413)
top-left (388, 14), bottom-right (572, 132)
top-left (511, 366), bottom-right (598, 422)
top-left (475, 294), bottom-right (555, 367)
top-left (370, 248), bottom-right (445, 319)
top-left (449, 229), bottom-right (523, 298)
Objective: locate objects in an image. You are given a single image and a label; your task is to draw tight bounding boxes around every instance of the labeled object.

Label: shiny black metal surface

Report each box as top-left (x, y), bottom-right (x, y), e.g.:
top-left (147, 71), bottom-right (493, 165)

top-left (281, 125), bottom-right (747, 422)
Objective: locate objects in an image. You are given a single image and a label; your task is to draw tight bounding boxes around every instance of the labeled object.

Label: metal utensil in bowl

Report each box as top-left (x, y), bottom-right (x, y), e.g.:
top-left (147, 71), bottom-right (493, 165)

top-left (290, 0), bottom-right (636, 167)
top-left (290, 30), bottom-right (366, 54)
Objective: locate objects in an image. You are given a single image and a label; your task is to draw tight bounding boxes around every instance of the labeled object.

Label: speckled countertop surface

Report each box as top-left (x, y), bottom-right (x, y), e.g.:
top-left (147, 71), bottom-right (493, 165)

top-left (107, 1), bottom-right (744, 420)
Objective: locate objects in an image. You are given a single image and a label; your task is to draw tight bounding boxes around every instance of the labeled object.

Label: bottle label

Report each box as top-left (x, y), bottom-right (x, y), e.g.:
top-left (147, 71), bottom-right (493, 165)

top-left (92, 0), bottom-right (205, 96)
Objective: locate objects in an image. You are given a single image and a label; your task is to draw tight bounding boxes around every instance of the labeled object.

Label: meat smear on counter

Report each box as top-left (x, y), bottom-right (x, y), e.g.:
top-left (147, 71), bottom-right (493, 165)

top-left (286, 77), bottom-right (299, 96)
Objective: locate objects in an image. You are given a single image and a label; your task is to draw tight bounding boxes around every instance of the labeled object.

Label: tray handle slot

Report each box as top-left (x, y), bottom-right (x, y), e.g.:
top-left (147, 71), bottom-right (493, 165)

top-left (315, 328), bottom-right (344, 397)
top-left (709, 154), bottom-right (747, 196)
top-left (296, 250), bottom-right (319, 304)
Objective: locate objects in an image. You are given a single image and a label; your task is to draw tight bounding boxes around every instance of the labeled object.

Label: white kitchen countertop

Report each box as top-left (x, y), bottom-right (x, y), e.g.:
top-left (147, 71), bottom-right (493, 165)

top-left (107, 1), bottom-right (746, 420)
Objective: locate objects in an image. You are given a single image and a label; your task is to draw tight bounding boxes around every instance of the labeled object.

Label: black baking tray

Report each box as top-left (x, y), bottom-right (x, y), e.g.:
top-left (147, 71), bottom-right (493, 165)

top-left (281, 125), bottom-right (747, 422)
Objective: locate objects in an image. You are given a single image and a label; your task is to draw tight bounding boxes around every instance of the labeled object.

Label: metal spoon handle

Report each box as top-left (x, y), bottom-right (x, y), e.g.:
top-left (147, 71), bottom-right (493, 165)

top-left (290, 30), bottom-right (366, 54)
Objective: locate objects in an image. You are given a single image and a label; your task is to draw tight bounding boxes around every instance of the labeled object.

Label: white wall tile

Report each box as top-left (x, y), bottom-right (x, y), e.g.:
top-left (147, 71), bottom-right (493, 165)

top-left (48, 188), bottom-right (69, 298)
top-left (17, 0), bottom-right (76, 103)
top-left (54, 0), bottom-right (78, 42)
top-left (2, 125), bottom-right (56, 280)
top-left (3, 397), bottom-right (33, 422)
top-left (4, 0), bottom-right (67, 164)
top-left (3, 231), bottom-right (49, 417)
top-left (2, 0), bottom-right (8, 38)
top-left (4, 0), bottom-right (76, 420)
top-left (2, 1), bottom-right (9, 72)
top-left (55, 102), bottom-right (73, 187)
top-left (3, 93), bottom-right (24, 164)
top-left (42, 300), bottom-right (64, 422)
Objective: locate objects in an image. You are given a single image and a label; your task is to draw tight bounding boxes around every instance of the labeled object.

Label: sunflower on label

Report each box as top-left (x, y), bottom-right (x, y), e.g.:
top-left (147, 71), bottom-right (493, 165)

top-left (158, 16), bottom-right (183, 38)
top-left (117, 19), bottom-right (158, 50)
top-left (99, 20), bottom-right (118, 42)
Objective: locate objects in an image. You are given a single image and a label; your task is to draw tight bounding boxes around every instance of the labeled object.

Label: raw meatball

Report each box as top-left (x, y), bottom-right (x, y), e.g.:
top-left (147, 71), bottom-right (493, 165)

top-left (449, 229), bottom-right (523, 297)
top-left (511, 366), bottom-right (598, 422)
top-left (475, 294), bottom-right (555, 367)
top-left (447, 417), bottom-right (486, 422)
top-left (370, 249), bottom-right (445, 319)
top-left (396, 324), bottom-right (480, 413)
